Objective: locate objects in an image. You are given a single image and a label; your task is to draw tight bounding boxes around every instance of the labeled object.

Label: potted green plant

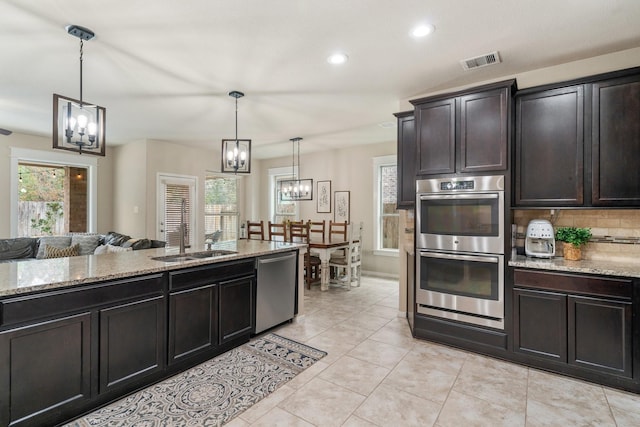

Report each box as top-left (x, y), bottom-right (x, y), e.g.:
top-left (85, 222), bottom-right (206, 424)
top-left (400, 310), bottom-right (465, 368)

top-left (555, 226), bottom-right (592, 261)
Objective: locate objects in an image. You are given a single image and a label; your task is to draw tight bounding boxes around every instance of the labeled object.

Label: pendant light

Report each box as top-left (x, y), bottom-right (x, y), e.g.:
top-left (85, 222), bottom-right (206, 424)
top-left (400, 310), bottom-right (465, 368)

top-left (53, 24), bottom-right (106, 156)
top-left (221, 91), bottom-right (251, 173)
top-left (279, 137), bottom-right (313, 201)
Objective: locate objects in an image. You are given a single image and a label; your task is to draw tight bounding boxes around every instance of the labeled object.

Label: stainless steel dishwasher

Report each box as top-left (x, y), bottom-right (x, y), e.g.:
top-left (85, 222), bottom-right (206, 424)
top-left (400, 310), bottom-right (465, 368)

top-left (255, 251), bottom-right (297, 334)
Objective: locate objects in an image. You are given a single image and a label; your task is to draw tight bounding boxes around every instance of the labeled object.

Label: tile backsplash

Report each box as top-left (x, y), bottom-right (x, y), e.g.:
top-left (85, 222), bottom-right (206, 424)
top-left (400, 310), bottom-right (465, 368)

top-left (513, 209), bottom-right (640, 262)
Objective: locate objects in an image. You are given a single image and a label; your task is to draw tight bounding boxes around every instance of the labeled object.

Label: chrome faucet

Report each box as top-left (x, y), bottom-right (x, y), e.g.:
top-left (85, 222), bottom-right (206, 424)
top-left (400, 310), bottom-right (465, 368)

top-left (179, 198), bottom-right (187, 255)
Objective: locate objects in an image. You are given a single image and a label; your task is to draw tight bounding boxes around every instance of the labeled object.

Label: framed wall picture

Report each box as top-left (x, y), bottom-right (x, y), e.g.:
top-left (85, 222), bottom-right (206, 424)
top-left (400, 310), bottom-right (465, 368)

top-left (334, 191), bottom-right (350, 223)
top-left (317, 180), bottom-right (331, 213)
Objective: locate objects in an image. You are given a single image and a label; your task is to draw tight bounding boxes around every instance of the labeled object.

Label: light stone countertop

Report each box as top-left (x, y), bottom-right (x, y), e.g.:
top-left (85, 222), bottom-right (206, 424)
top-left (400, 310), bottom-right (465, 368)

top-left (509, 254), bottom-right (640, 279)
top-left (0, 240), bottom-right (303, 298)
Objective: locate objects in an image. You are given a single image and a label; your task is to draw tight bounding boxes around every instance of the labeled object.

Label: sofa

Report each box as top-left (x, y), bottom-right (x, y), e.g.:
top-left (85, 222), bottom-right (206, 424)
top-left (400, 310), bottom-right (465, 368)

top-left (0, 231), bottom-right (165, 263)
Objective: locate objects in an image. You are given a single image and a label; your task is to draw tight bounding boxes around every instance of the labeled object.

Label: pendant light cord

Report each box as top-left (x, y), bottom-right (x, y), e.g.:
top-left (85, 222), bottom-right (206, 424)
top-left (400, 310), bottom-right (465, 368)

top-left (79, 39), bottom-right (84, 107)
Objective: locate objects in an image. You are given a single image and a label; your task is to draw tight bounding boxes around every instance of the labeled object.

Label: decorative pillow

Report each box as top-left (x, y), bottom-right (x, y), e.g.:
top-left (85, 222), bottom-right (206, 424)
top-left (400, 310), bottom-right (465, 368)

top-left (106, 244), bottom-right (133, 253)
top-left (122, 238), bottom-right (151, 250)
top-left (103, 231), bottom-right (132, 247)
top-left (36, 236), bottom-right (72, 259)
top-left (71, 234), bottom-right (101, 255)
top-left (93, 244), bottom-right (109, 255)
top-left (44, 243), bottom-right (80, 259)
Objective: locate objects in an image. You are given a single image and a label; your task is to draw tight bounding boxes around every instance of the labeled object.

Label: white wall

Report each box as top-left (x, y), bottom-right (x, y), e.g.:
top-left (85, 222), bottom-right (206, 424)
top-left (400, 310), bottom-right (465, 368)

top-left (0, 132), bottom-right (114, 237)
top-left (253, 140), bottom-right (399, 278)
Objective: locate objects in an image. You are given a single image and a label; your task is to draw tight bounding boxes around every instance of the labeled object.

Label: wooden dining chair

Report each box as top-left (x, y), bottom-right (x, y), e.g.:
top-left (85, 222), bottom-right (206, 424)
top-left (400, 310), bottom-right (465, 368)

top-left (329, 222), bottom-right (363, 289)
top-left (308, 220), bottom-right (326, 242)
top-left (268, 221), bottom-right (287, 241)
top-left (247, 220), bottom-right (265, 240)
top-left (288, 222), bottom-right (321, 288)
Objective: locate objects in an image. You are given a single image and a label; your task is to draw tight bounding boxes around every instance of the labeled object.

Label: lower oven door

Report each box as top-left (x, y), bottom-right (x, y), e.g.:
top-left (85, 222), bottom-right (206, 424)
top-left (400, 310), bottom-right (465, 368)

top-left (416, 250), bottom-right (504, 329)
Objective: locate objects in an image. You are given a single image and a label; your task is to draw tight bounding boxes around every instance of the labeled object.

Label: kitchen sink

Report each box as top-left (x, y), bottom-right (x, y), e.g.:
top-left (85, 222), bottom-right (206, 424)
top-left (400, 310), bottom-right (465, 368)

top-left (151, 250), bottom-right (237, 262)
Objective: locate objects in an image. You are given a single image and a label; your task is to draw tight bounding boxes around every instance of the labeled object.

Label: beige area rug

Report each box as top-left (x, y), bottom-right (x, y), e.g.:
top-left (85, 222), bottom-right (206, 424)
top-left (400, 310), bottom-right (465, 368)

top-left (66, 333), bottom-right (327, 426)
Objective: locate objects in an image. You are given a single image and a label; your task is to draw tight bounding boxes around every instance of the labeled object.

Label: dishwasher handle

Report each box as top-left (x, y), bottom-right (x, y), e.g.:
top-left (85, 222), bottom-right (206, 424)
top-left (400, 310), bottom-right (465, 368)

top-left (257, 252), bottom-right (297, 265)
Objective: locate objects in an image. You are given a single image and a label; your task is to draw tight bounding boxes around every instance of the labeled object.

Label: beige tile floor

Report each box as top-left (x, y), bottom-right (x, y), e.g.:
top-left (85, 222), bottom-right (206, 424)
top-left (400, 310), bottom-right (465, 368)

top-left (228, 276), bottom-right (640, 427)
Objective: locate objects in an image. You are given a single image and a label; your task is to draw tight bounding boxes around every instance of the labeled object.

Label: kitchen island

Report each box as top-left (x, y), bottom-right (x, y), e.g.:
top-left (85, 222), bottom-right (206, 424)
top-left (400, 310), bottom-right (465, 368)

top-left (0, 240), bottom-right (303, 427)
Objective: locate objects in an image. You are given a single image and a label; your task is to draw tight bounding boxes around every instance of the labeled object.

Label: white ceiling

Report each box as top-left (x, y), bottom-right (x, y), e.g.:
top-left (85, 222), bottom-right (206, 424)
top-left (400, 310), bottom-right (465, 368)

top-left (1, 0), bottom-right (640, 159)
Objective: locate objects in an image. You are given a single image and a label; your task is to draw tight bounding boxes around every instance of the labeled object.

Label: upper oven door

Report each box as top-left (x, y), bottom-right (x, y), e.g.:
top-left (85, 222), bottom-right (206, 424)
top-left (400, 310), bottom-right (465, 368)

top-left (416, 191), bottom-right (504, 254)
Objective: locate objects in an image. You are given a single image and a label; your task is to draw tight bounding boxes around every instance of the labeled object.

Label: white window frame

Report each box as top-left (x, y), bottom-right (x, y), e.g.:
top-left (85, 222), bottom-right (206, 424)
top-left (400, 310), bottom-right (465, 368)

top-left (10, 147), bottom-right (98, 237)
top-left (269, 166), bottom-right (298, 222)
top-left (373, 155), bottom-right (399, 257)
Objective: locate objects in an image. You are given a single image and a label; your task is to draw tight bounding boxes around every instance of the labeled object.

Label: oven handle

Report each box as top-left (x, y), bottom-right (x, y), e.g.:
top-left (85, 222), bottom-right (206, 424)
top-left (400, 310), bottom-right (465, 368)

top-left (419, 251), bottom-right (499, 264)
top-left (419, 193), bottom-right (499, 201)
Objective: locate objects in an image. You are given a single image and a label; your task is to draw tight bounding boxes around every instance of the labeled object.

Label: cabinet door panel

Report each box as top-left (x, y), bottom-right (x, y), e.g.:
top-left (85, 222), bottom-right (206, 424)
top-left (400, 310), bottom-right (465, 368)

top-left (99, 296), bottom-right (165, 393)
top-left (460, 88), bottom-right (508, 172)
top-left (515, 86), bottom-right (584, 205)
top-left (568, 295), bottom-right (632, 377)
top-left (514, 288), bottom-right (567, 361)
top-left (219, 276), bottom-right (254, 344)
top-left (169, 284), bottom-right (218, 363)
top-left (592, 75), bottom-right (640, 206)
top-left (416, 99), bottom-right (456, 175)
top-left (0, 313), bottom-right (91, 426)
top-left (396, 112), bottom-right (416, 208)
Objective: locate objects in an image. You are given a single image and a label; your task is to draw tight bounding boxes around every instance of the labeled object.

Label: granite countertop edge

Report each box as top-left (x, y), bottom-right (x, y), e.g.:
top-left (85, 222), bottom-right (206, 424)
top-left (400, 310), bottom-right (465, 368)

top-left (0, 240), bottom-right (303, 298)
top-left (509, 255), bottom-right (640, 279)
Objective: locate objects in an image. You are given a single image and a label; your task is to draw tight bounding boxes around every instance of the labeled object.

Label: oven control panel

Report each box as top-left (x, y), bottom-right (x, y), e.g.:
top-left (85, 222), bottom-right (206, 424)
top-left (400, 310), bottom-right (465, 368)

top-left (440, 180), bottom-right (475, 191)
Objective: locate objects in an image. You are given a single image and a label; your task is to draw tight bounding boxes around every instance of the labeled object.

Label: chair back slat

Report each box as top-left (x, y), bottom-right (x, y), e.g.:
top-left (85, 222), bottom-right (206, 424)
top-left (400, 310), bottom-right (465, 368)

top-left (247, 220), bottom-right (265, 240)
top-left (329, 221), bottom-right (348, 242)
top-left (268, 221), bottom-right (287, 241)
top-left (308, 220), bottom-right (326, 242)
top-left (289, 222), bottom-right (310, 243)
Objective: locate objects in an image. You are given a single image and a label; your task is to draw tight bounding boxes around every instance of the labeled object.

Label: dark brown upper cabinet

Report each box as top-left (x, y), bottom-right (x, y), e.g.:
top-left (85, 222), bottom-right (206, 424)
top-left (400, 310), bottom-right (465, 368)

top-left (411, 80), bottom-right (515, 177)
top-left (513, 67), bottom-right (640, 208)
top-left (515, 85), bottom-right (585, 206)
top-left (592, 74), bottom-right (640, 206)
top-left (394, 111), bottom-right (416, 209)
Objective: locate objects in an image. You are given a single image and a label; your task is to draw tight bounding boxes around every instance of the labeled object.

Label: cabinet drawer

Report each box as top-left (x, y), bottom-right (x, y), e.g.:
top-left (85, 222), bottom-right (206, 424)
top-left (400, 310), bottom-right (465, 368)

top-left (0, 274), bottom-right (165, 328)
top-left (513, 269), bottom-right (632, 299)
top-left (169, 259), bottom-right (255, 291)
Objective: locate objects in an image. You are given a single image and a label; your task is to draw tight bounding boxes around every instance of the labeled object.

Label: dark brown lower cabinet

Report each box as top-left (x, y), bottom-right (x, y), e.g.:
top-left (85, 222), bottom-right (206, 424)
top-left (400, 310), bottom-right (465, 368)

top-left (0, 312), bottom-right (92, 427)
top-left (514, 288), bottom-right (567, 361)
top-left (99, 296), bottom-right (165, 393)
top-left (169, 284), bottom-right (218, 364)
top-left (569, 295), bottom-right (632, 377)
top-left (219, 275), bottom-right (254, 344)
top-left (513, 269), bottom-right (633, 380)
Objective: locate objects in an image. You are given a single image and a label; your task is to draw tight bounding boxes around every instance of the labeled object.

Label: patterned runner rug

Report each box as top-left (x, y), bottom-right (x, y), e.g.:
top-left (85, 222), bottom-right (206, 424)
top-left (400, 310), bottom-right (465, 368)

top-left (66, 333), bottom-right (327, 426)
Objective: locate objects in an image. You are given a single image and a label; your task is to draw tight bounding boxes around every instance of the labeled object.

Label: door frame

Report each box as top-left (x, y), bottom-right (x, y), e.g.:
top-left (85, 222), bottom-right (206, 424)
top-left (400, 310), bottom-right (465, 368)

top-left (156, 173), bottom-right (198, 247)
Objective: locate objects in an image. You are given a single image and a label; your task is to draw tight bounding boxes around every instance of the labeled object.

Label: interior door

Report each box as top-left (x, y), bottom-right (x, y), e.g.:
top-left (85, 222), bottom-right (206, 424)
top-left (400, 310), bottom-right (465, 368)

top-left (157, 174), bottom-right (197, 248)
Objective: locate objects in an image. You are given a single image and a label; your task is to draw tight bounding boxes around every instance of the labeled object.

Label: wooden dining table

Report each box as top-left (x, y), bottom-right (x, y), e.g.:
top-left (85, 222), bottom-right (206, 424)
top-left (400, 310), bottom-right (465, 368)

top-left (308, 238), bottom-right (350, 291)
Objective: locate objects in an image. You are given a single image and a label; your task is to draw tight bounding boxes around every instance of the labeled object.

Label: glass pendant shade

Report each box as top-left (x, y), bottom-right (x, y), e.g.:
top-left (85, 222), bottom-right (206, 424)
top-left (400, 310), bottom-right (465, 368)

top-left (221, 139), bottom-right (251, 173)
top-left (53, 94), bottom-right (106, 156)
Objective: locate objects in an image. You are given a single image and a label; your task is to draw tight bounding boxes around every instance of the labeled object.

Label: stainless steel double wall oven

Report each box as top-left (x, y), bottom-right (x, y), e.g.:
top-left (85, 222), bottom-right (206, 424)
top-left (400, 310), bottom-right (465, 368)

top-left (416, 175), bottom-right (505, 329)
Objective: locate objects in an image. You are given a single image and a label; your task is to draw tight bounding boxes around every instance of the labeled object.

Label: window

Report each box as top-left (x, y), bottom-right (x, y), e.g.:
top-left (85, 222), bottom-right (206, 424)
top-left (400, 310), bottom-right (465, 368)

top-left (373, 155), bottom-right (399, 255)
top-left (10, 147), bottom-right (97, 237)
top-left (269, 167), bottom-right (297, 223)
top-left (205, 175), bottom-right (238, 243)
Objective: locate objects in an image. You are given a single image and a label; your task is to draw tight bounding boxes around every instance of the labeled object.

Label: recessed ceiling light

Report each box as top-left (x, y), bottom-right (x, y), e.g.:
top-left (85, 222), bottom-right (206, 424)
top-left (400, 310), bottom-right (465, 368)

top-left (327, 53), bottom-right (348, 65)
top-left (412, 24), bottom-right (435, 38)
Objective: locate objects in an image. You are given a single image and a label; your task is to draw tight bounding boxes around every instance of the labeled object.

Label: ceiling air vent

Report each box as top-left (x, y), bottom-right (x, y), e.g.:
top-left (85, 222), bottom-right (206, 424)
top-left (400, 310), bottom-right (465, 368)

top-left (460, 51), bottom-right (501, 71)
